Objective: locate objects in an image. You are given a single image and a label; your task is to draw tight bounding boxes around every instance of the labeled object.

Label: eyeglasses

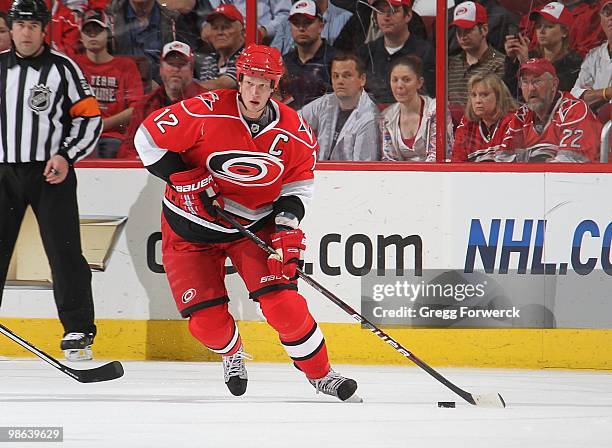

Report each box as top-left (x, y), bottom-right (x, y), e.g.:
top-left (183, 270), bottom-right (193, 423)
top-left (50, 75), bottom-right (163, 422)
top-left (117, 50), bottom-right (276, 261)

top-left (519, 77), bottom-right (547, 88)
top-left (601, 6), bottom-right (612, 18)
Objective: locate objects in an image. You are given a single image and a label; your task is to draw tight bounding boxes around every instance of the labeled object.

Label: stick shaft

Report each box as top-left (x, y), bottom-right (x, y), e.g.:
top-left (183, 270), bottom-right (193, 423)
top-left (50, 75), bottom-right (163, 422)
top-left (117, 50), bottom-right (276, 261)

top-left (214, 208), bottom-right (477, 405)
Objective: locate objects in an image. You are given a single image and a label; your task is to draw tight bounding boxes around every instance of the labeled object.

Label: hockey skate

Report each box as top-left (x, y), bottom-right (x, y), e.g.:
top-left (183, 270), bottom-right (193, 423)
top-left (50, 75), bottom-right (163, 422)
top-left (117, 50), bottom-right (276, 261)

top-left (61, 332), bottom-right (94, 361)
top-left (309, 369), bottom-right (362, 402)
top-left (222, 345), bottom-right (252, 396)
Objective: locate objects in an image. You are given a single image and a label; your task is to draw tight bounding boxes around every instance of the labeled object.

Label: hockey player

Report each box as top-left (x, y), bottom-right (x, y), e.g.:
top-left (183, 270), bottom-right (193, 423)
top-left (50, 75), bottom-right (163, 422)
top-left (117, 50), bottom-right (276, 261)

top-left (134, 44), bottom-right (360, 402)
top-left (496, 58), bottom-right (603, 162)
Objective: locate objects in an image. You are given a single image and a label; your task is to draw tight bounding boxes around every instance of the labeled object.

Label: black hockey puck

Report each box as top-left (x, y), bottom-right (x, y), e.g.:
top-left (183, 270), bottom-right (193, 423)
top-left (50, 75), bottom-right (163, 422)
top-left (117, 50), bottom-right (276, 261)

top-left (437, 401), bottom-right (456, 408)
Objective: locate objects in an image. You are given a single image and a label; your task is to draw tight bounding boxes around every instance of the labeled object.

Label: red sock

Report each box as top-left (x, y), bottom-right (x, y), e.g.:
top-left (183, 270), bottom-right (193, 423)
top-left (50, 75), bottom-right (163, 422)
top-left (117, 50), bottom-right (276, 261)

top-left (189, 304), bottom-right (241, 356)
top-left (259, 290), bottom-right (330, 379)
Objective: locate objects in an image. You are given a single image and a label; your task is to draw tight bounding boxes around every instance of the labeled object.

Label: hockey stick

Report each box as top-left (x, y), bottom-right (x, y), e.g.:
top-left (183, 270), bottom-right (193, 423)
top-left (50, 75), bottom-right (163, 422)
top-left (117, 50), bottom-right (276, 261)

top-left (215, 207), bottom-right (506, 408)
top-left (0, 322), bottom-right (124, 383)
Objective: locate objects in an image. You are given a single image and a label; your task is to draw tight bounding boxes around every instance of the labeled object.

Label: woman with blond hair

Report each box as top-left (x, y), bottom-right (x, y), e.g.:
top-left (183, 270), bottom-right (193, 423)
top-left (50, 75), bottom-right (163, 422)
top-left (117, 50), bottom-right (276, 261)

top-left (380, 55), bottom-right (453, 162)
top-left (452, 73), bottom-right (518, 162)
top-left (504, 1), bottom-right (582, 96)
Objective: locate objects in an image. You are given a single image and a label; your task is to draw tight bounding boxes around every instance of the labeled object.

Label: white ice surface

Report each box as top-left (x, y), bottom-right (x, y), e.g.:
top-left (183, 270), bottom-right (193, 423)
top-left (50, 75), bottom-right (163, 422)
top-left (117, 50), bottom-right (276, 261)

top-left (0, 360), bottom-right (611, 448)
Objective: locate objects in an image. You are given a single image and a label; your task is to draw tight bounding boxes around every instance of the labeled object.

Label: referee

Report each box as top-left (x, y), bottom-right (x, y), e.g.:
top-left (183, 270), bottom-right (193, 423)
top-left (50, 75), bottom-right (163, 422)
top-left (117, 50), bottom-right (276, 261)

top-left (0, 0), bottom-right (102, 361)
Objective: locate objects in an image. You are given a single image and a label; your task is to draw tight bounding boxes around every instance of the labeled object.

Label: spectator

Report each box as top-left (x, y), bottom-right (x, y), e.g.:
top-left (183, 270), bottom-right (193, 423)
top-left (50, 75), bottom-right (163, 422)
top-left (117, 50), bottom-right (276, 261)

top-left (518, 0), bottom-right (605, 57)
top-left (0, 12), bottom-right (9, 51)
top-left (497, 58), bottom-right (603, 162)
top-left (504, 2), bottom-right (582, 97)
top-left (271, 0), bottom-right (352, 55)
top-left (333, 0), bottom-right (429, 53)
top-left (110, 0), bottom-right (199, 84)
top-left (300, 53), bottom-right (380, 160)
top-left (571, 0), bottom-right (612, 115)
top-left (195, 4), bottom-right (244, 89)
top-left (282, 0), bottom-right (337, 109)
top-left (452, 72), bottom-right (518, 162)
top-left (203, 0), bottom-right (290, 41)
top-left (75, 9), bottom-right (144, 158)
top-left (117, 41), bottom-right (207, 158)
top-left (380, 55), bottom-right (453, 161)
top-left (448, 1), bottom-right (506, 107)
top-left (448, 0), bottom-right (520, 56)
top-left (358, 0), bottom-right (435, 104)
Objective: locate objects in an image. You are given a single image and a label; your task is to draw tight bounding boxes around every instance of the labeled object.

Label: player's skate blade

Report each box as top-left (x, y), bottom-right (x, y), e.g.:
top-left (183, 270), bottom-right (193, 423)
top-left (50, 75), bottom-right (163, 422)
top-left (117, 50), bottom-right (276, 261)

top-left (222, 344), bottom-right (251, 396)
top-left (64, 347), bottom-right (93, 361)
top-left (309, 369), bottom-right (362, 402)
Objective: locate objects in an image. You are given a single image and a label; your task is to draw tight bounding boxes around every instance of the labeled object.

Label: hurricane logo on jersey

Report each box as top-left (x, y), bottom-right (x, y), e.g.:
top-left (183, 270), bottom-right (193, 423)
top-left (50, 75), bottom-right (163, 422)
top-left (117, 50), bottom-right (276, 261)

top-left (208, 151), bottom-right (284, 187)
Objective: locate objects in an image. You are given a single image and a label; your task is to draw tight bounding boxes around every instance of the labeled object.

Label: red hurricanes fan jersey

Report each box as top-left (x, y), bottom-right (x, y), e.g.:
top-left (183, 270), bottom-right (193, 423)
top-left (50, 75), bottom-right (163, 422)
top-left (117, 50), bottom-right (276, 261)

top-left (134, 89), bottom-right (318, 240)
top-left (452, 113), bottom-right (514, 162)
top-left (74, 55), bottom-right (144, 140)
top-left (499, 92), bottom-right (603, 162)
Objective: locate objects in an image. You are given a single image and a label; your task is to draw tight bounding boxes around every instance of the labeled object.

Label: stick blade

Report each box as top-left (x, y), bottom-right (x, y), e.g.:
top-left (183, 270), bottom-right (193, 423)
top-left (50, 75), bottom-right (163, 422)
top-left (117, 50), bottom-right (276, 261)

top-left (471, 393), bottom-right (506, 408)
top-left (72, 361), bottom-right (124, 383)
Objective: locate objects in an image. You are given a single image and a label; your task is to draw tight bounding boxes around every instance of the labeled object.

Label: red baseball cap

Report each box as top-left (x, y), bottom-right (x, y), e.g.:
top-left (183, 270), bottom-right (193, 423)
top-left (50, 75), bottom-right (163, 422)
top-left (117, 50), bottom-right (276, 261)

top-left (452, 1), bottom-right (488, 28)
top-left (206, 4), bottom-right (244, 24)
top-left (518, 58), bottom-right (557, 78)
top-left (529, 2), bottom-right (573, 28)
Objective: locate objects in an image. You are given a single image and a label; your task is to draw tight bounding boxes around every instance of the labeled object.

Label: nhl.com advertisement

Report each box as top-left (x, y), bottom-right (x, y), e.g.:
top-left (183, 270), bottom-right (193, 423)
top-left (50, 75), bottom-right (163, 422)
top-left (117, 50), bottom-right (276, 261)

top-left (360, 218), bottom-right (612, 330)
top-left (7, 168), bottom-right (610, 330)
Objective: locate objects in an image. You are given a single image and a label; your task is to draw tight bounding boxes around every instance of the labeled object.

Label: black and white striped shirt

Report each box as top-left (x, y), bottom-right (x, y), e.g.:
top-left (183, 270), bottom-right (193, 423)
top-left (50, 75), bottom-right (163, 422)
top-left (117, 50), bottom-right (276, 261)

top-left (0, 46), bottom-right (102, 164)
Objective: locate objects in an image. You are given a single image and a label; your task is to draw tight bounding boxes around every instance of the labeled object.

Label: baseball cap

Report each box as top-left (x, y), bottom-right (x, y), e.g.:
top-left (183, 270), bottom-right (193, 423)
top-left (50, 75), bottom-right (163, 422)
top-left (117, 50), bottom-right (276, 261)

top-left (205, 4), bottom-right (244, 24)
top-left (451, 1), bottom-right (488, 28)
top-left (518, 58), bottom-right (557, 78)
top-left (81, 9), bottom-right (110, 29)
top-left (529, 2), bottom-right (572, 28)
top-left (162, 41), bottom-right (193, 61)
top-left (289, 0), bottom-right (323, 21)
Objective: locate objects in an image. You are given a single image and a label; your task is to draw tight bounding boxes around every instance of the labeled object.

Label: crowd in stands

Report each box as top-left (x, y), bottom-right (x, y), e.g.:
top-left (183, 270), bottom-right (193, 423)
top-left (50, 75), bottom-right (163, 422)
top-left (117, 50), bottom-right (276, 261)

top-left (2, 0), bottom-right (608, 162)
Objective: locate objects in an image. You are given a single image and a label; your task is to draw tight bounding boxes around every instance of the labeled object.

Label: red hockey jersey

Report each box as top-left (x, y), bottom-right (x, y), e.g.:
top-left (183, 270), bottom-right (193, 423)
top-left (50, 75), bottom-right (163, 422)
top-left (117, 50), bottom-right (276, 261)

top-left (134, 89), bottom-right (318, 240)
top-left (74, 55), bottom-right (144, 139)
top-left (498, 92), bottom-right (603, 162)
top-left (452, 113), bottom-right (514, 162)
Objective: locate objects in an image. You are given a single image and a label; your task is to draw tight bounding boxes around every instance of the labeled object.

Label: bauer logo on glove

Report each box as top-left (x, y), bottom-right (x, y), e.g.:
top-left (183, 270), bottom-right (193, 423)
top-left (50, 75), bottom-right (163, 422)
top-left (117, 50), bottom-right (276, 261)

top-left (167, 166), bottom-right (224, 222)
top-left (174, 177), bottom-right (214, 193)
top-left (267, 229), bottom-right (306, 279)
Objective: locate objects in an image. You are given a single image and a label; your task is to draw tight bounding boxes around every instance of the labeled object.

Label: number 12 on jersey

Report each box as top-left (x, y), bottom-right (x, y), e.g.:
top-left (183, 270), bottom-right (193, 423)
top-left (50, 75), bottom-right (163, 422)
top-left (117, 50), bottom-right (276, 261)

top-left (154, 108), bottom-right (179, 134)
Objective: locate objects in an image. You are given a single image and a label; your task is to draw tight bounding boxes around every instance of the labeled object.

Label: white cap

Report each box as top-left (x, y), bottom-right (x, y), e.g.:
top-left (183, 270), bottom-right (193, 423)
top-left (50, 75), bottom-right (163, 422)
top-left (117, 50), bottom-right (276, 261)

top-left (529, 2), bottom-right (572, 28)
top-left (289, 0), bottom-right (322, 21)
top-left (452, 1), bottom-right (488, 28)
top-left (161, 41), bottom-right (193, 61)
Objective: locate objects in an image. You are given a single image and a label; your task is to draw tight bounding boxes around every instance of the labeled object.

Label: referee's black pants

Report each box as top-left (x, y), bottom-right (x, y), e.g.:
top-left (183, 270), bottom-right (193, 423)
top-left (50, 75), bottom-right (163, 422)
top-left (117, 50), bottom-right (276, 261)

top-left (0, 162), bottom-right (96, 337)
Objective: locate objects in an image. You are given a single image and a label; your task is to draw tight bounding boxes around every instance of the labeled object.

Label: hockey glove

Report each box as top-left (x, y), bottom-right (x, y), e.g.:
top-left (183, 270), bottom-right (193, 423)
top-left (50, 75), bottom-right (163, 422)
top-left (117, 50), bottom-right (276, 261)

top-left (267, 229), bottom-right (306, 280)
top-left (169, 167), bottom-right (224, 221)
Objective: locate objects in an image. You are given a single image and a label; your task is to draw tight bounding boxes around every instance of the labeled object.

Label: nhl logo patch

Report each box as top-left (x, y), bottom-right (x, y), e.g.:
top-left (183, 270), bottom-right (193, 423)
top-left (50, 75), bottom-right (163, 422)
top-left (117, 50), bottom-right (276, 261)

top-left (28, 84), bottom-right (52, 113)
